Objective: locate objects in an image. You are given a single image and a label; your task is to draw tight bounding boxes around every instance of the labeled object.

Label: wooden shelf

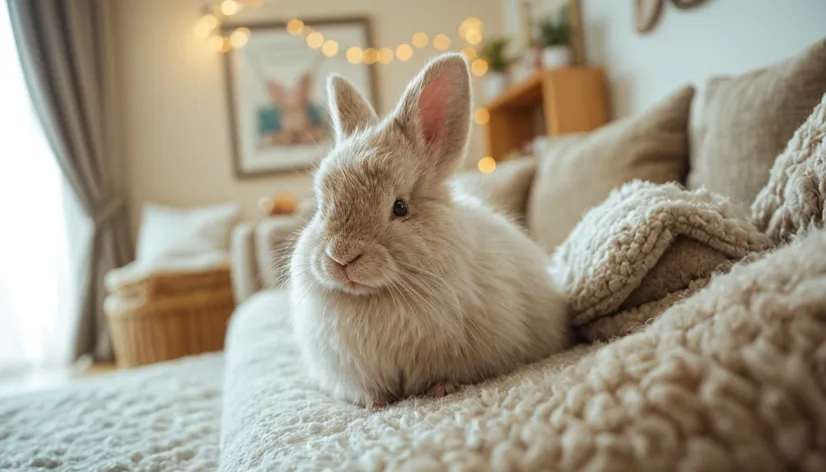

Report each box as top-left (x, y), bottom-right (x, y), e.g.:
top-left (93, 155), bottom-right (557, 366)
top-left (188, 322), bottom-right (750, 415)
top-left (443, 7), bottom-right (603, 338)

top-left (483, 67), bottom-right (610, 160)
top-left (486, 71), bottom-right (546, 112)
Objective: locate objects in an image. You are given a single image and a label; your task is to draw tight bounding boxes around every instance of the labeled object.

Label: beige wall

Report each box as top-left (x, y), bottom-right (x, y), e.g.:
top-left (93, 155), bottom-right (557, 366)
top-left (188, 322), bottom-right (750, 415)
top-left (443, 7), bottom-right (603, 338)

top-left (115, 0), bottom-right (501, 236)
top-left (503, 0), bottom-right (826, 118)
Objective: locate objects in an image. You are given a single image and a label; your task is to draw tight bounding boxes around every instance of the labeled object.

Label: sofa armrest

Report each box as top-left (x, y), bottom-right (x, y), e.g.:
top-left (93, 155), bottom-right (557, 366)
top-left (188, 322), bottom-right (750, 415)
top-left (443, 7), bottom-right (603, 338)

top-left (254, 215), bottom-right (305, 289)
top-left (230, 221), bottom-right (260, 304)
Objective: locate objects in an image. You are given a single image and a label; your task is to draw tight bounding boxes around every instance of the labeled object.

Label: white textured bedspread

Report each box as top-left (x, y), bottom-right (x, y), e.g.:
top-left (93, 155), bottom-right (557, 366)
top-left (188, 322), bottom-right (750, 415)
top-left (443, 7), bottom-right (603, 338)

top-left (0, 354), bottom-right (224, 471)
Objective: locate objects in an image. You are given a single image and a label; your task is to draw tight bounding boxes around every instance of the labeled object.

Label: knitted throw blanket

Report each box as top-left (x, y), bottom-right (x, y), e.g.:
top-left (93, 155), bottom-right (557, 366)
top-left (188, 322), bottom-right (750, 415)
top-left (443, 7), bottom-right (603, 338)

top-left (549, 180), bottom-right (772, 341)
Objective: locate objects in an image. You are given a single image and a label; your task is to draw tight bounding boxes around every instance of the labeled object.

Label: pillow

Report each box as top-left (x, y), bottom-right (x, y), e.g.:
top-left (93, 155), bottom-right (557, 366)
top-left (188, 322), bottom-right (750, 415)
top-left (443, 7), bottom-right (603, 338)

top-left (136, 202), bottom-right (240, 264)
top-left (450, 157), bottom-right (536, 224)
top-left (688, 38), bottom-right (826, 210)
top-left (527, 86), bottom-right (694, 252)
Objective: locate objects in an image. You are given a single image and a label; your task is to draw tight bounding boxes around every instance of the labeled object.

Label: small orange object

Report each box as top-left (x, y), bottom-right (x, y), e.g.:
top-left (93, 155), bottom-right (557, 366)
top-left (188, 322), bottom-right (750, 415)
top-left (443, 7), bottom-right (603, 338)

top-left (263, 192), bottom-right (297, 216)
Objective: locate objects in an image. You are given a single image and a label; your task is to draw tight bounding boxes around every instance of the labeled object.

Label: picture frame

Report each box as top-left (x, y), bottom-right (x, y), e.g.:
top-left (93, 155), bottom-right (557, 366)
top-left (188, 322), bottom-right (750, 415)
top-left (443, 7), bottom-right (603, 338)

top-left (223, 17), bottom-right (378, 178)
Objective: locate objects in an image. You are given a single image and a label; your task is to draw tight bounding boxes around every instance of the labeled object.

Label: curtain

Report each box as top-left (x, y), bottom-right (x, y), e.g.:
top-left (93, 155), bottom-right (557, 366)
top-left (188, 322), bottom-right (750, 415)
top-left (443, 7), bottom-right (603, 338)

top-left (0, 0), bottom-right (77, 371)
top-left (7, 0), bottom-right (133, 362)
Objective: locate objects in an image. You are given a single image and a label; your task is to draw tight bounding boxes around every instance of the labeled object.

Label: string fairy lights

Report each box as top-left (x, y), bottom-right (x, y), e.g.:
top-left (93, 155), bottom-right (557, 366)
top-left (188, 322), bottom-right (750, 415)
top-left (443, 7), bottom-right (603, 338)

top-left (196, 1), bottom-right (497, 172)
top-left (195, 1), bottom-right (487, 70)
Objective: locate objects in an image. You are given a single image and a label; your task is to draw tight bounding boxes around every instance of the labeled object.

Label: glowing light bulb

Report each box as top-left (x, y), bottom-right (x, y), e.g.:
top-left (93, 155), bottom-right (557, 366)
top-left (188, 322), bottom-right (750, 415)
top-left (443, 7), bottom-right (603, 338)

top-left (478, 157), bottom-right (496, 174)
top-left (474, 108), bottom-right (490, 125)
top-left (230, 27), bottom-right (250, 48)
top-left (466, 29), bottom-right (483, 45)
top-left (286, 19), bottom-right (304, 36)
top-left (412, 32), bottom-right (428, 48)
top-left (471, 59), bottom-right (489, 76)
top-left (378, 47), bottom-right (394, 64)
top-left (306, 31), bottom-right (324, 49)
top-left (346, 47), bottom-right (364, 63)
top-left (220, 0), bottom-right (240, 16)
top-left (322, 40), bottom-right (339, 57)
top-left (208, 35), bottom-right (224, 51)
top-left (194, 14), bottom-right (218, 39)
top-left (461, 47), bottom-right (477, 60)
top-left (203, 14), bottom-right (218, 29)
top-left (396, 44), bottom-right (413, 61)
top-left (459, 17), bottom-right (484, 45)
top-left (363, 48), bottom-right (378, 64)
top-left (433, 34), bottom-right (450, 51)
top-left (458, 17), bottom-right (483, 38)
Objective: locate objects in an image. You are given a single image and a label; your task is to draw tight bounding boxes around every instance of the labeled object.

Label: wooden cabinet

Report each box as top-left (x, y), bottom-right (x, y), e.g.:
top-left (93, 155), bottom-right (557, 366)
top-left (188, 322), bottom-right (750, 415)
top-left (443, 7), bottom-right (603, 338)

top-left (484, 67), bottom-right (609, 160)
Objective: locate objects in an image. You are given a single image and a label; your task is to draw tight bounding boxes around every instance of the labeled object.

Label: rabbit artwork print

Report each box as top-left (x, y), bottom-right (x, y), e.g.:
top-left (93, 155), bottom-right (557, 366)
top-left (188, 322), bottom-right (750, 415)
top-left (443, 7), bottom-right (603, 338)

top-left (289, 53), bottom-right (571, 409)
top-left (259, 73), bottom-right (329, 147)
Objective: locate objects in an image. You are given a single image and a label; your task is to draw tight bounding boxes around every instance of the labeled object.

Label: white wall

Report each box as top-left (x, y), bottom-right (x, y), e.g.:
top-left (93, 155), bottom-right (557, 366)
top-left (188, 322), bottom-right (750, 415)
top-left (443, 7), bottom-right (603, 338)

top-left (581, 0), bottom-right (826, 117)
top-left (503, 0), bottom-right (826, 118)
top-left (114, 0), bottom-right (501, 235)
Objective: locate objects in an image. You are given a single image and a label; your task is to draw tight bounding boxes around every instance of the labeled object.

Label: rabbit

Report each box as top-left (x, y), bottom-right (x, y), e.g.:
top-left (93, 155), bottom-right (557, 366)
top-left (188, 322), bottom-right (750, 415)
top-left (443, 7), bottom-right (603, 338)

top-left (266, 74), bottom-right (312, 145)
top-left (289, 53), bottom-right (571, 409)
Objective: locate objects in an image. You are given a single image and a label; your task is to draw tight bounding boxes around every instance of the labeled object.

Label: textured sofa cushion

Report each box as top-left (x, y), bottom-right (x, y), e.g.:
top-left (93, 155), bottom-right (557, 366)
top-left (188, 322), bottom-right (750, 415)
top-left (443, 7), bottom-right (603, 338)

top-left (687, 38), bottom-right (826, 210)
top-left (527, 86), bottom-right (694, 253)
top-left (450, 157), bottom-right (536, 225)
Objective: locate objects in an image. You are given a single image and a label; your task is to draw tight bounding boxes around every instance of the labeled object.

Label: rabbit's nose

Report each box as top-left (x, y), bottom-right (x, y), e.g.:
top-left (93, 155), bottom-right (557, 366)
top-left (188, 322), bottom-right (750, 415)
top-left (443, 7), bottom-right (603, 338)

top-left (325, 245), bottom-right (363, 267)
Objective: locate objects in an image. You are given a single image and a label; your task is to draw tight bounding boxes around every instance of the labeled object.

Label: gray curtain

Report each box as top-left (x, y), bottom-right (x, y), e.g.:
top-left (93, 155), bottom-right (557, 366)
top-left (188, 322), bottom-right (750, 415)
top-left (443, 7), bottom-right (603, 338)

top-left (8, 0), bottom-right (132, 362)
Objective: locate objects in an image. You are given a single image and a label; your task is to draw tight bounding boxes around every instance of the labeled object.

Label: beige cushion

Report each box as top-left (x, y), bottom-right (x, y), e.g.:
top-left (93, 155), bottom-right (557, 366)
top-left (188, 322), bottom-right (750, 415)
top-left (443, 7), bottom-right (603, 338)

top-left (450, 157), bottom-right (536, 224)
top-left (527, 86), bottom-right (694, 252)
top-left (688, 38), bottom-right (826, 210)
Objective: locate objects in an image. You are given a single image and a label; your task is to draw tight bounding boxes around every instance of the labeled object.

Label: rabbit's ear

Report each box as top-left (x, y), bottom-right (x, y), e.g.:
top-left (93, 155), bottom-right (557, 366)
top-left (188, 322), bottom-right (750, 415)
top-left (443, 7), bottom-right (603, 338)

top-left (296, 74), bottom-right (311, 103)
top-left (393, 53), bottom-right (470, 179)
top-left (327, 74), bottom-right (378, 140)
top-left (267, 80), bottom-right (287, 104)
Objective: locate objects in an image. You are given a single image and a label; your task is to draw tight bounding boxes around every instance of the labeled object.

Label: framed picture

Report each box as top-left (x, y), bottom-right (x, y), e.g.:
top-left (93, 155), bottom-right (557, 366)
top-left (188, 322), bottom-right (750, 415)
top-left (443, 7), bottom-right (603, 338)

top-left (223, 17), bottom-right (378, 178)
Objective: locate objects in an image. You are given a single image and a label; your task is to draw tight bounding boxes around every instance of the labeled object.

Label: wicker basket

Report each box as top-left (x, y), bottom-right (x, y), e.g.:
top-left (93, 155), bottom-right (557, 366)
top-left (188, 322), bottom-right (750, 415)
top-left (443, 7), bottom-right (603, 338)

top-left (104, 264), bottom-right (236, 368)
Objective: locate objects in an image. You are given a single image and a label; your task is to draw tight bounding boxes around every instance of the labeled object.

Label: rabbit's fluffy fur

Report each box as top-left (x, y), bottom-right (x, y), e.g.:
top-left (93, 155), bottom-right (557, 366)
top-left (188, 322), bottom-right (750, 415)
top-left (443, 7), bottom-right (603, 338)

top-left (289, 53), bottom-right (570, 408)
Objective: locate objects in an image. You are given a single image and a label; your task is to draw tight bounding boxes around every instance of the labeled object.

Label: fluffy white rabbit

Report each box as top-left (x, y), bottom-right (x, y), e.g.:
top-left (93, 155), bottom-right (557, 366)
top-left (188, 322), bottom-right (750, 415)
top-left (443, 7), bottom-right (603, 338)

top-left (289, 53), bottom-right (570, 408)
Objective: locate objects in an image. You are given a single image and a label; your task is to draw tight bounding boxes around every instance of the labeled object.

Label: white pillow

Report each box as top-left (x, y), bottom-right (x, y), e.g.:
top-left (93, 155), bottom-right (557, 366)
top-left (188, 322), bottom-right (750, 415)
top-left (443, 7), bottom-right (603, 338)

top-left (136, 202), bottom-right (240, 264)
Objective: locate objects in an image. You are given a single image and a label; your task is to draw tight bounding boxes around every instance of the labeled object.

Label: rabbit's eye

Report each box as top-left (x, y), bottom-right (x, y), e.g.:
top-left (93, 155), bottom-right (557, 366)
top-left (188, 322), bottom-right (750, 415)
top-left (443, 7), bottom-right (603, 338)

top-left (393, 199), bottom-right (408, 218)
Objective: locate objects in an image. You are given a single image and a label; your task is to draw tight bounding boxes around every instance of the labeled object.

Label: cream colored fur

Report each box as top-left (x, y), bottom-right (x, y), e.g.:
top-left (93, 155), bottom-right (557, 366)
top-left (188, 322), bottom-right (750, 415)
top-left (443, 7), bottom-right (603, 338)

top-left (289, 54), bottom-right (570, 407)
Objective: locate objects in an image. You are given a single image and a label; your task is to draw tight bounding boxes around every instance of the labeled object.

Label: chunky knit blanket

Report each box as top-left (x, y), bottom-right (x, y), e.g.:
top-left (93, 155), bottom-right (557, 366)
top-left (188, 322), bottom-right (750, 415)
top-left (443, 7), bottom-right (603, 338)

top-left (550, 180), bottom-right (773, 341)
top-left (752, 92), bottom-right (826, 243)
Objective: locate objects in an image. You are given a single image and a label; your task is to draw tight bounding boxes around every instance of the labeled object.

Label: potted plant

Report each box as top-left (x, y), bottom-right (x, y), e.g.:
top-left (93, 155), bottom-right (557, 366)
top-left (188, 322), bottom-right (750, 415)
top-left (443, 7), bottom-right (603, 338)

top-left (536, 7), bottom-right (571, 69)
top-left (478, 37), bottom-right (512, 99)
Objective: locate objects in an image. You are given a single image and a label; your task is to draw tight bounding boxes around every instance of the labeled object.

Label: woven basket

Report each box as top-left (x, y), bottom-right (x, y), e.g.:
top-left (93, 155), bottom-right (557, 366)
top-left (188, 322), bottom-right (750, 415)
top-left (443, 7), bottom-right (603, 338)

top-left (111, 268), bottom-right (232, 300)
top-left (104, 266), bottom-right (236, 368)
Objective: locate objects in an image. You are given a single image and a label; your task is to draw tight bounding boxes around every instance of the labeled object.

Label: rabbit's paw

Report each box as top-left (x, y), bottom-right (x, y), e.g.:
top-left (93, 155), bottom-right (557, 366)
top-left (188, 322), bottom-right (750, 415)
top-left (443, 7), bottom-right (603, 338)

top-left (426, 381), bottom-right (458, 398)
top-left (357, 395), bottom-right (389, 411)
